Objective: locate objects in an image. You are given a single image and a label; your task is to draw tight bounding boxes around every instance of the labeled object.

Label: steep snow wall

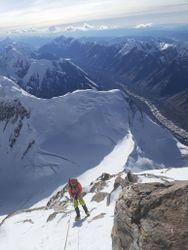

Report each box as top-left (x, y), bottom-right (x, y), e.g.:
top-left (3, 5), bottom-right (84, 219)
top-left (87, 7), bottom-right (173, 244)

top-left (0, 76), bottom-right (186, 214)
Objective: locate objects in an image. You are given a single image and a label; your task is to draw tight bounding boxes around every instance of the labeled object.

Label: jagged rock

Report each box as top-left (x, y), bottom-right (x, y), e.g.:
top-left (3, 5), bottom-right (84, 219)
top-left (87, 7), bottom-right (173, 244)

top-left (90, 173), bottom-right (112, 192)
top-left (90, 180), bottom-right (107, 193)
top-left (107, 172), bottom-right (138, 206)
top-left (97, 173), bottom-right (112, 181)
top-left (113, 171), bottom-right (138, 190)
top-left (0, 99), bottom-right (30, 123)
top-left (125, 170), bottom-right (139, 183)
top-left (46, 185), bottom-right (67, 209)
top-left (0, 99), bottom-right (30, 148)
top-left (112, 181), bottom-right (188, 250)
top-left (114, 175), bottom-right (126, 189)
top-left (22, 219), bottom-right (34, 224)
top-left (91, 192), bottom-right (109, 203)
top-left (47, 212), bottom-right (58, 222)
top-left (89, 213), bottom-right (106, 222)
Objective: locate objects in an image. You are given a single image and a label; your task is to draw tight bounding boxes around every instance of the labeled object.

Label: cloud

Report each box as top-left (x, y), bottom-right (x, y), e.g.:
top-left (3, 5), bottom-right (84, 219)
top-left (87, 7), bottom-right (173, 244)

top-left (7, 23), bottom-right (105, 35)
top-left (1, 1), bottom-right (188, 35)
top-left (64, 23), bottom-right (109, 32)
top-left (135, 23), bottom-right (153, 29)
top-left (8, 27), bottom-right (37, 35)
top-left (64, 23), bottom-right (94, 32)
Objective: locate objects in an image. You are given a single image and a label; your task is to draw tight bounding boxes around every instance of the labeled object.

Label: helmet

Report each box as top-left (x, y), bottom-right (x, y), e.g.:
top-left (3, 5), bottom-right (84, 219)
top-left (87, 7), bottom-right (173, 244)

top-left (68, 178), bottom-right (78, 188)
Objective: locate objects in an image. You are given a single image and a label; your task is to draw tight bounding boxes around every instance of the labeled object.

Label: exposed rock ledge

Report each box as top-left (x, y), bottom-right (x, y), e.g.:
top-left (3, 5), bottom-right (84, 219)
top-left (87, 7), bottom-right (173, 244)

top-left (112, 181), bottom-right (188, 250)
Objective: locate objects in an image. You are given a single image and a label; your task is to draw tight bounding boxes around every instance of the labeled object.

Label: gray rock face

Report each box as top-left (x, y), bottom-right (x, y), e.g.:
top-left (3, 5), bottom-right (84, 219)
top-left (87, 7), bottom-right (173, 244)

top-left (125, 171), bottom-right (139, 183)
top-left (112, 181), bottom-right (188, 250)
top-left (113, 171), bottom-right (138, 190)
top-left (91, 192), bottom-right (109, 203)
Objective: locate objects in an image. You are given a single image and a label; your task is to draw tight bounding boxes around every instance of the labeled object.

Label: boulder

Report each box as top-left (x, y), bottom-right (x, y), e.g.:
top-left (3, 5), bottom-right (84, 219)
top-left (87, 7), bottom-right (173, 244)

top-left (90, 172), bottom-right (112, 193)
top-left (90, 180), bottom-right (107, 193)
top-left (91, 192), bottom-right (109, 203)
top-left (98, 173), bottom-right (112, 181)
top-left (112, 181), bottom-right (188, 250)
top-left (113, 171), bottom-right (138, 190)
top-left (114, 175), bottom-right (126, 189)
top-left (125, 171), bottom-right (139, 183)
top-left (89, 213), bottom-right (106, 222)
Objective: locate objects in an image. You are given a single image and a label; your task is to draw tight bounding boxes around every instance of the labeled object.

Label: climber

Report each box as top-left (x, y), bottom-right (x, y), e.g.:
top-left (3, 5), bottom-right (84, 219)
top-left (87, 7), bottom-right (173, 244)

top-left (68, 178), bottom-right (90, 221)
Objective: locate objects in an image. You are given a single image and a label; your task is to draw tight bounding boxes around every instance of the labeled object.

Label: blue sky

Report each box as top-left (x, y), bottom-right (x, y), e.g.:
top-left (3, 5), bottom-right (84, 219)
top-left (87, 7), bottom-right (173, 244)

top-left (0, 0), bottom-right (188, 34)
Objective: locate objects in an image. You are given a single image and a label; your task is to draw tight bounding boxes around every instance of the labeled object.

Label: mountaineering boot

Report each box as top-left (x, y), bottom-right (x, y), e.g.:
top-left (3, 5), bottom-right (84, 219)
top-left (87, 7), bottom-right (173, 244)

top-left (82, 204), bottom-right (90, 216)
top-left (75, 215), bottom-right (81, 221)
top-left (75, 207), bottom-right (81, 221)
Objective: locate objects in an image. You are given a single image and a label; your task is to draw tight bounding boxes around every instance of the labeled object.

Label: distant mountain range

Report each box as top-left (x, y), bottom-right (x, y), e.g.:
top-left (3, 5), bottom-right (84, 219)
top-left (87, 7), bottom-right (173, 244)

top-left (0, 40), bottom-right (97, 98)
top-left (38, 36), bottom-right (188, 130)
top-left (0, 35), bottom-right (188, 129)
top-left (0, 30), bottom-right (188, 249)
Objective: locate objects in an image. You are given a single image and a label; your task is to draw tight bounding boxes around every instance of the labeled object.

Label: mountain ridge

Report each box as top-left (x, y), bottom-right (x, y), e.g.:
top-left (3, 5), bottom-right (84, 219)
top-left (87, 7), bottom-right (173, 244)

top-left (38, 36), bottom-right (188, 130)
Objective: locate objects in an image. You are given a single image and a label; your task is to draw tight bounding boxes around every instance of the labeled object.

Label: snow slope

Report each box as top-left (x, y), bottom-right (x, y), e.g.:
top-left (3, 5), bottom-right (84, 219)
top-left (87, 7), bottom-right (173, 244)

top-left (0, 75), bottom-right (188, 249)
top-left (0, 46), bottom-right (97, 98)
top-left (0, 45), bottom-right (29, 77)
top-left (0, 75), bottom-right (188, 214)
top-left (0, 166), bottom-right (188, 250)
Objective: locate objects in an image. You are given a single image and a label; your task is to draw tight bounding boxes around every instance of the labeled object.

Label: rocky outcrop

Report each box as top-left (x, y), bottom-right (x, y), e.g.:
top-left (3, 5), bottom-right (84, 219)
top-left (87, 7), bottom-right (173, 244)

top-left (126, 171), bottom-right (139, 183)
top-left (46, 185), bottom-right (68, 210)
top-left (112, 181), bottom-right (188, 250)
top-left (0, 99), bottom-right (29, 125)
top-left (114, 171), bottom-right (138, 190)
top-left (0, 99), bottom-right (30, 148)
top-left (91, 192), bottom-right (109, 203)
top-left (90, 172), bottom-right (113, 193)
top-left (106, 171), bottom-right (138, 207)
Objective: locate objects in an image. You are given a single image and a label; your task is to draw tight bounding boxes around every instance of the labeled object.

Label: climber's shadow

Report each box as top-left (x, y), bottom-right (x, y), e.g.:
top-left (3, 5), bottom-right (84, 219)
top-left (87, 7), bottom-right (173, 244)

top-left (72, 217), bottom-right (87, 228)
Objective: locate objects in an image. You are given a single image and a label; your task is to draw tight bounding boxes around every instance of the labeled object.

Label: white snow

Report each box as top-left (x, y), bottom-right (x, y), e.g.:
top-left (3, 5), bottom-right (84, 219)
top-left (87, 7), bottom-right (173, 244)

top-left (159, 42), bottom-right (174, 51)
top-left (23, 59), bottom-right (53, 88)
top-left (0, 165), bottom-right (187, 250)
top-left (0, 75), bottom-right (188, 212)
top-left (0, 46), bottom-right (29, 76)
top-left (118, 40), bottom-right (140, 55)
top-left (0, 76), bottom-right (188, 250)
top-left (138, 167), bottom-right (188, 182)
top-left (79, 133), bottom-right (134, 186)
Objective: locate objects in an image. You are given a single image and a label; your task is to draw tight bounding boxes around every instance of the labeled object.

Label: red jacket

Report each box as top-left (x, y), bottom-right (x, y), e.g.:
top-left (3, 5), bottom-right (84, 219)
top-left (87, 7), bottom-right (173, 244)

top-left (68, 179), bottom-right (82, 198)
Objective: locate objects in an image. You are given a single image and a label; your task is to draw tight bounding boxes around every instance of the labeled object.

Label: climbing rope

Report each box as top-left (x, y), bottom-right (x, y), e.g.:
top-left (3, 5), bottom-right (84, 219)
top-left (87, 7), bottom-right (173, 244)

top-left (63, 214), bottom-right (71, 250)
top-left (77, 227), bottom-right (80, 250)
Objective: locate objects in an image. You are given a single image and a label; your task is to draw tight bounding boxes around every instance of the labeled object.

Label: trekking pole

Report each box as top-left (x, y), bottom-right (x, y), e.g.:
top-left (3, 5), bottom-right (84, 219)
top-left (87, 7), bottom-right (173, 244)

top-left (63, 214), bottom-right (71, 250)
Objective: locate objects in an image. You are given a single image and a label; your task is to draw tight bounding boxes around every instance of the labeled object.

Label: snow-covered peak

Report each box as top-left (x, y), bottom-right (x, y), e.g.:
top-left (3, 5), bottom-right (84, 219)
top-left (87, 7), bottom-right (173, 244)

top-left (116, 38), bottom-right (185, 57)
top-left (0, 45), bottom-right (97, 98)
top-left (117, 39), bottom-right (162, 56)
top-left (175, 41), bottom-right (188, 57)
top-left (0, 75), bottom-right (188, 249)
top-left (159, 42), bottom-right (175, 51)
top-left (117, 39), bottom-right (143, 55)
top-left (22, 59), bottom-right (53, 87)
top-left (0, 76), bottom-right (32, 99)
top-left (0, 45), bottom-right (30, 77)
top-left (53, 36), bottom-right (76, 48)
top-left (0, 75), bottom-right (187, 215)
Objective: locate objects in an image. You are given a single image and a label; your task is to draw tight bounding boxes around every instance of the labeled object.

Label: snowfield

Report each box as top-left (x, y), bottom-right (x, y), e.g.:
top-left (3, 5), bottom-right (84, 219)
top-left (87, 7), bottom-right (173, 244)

top-left (0, 167), bottom-right (188, 250)
top-left (0, 75), bottom-right (188, 249)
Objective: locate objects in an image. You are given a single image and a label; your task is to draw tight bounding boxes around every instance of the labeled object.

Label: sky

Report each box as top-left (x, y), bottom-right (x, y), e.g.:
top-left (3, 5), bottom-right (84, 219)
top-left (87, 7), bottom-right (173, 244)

top-left (0, 0), bottom-right (188, 35)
